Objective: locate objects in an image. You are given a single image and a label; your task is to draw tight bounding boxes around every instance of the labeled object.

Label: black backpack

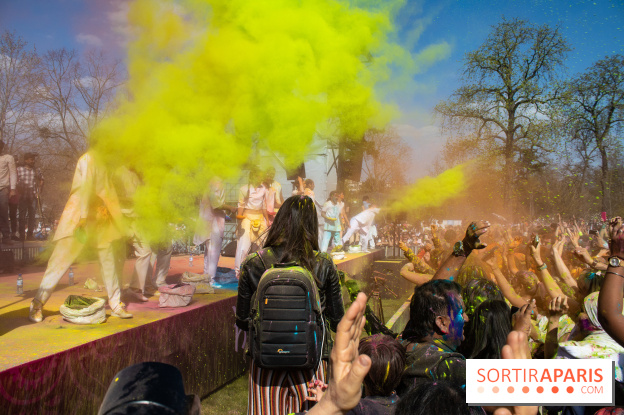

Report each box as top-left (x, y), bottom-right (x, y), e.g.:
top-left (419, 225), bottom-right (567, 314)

top-left (249, 248), bottom-right (325, 370)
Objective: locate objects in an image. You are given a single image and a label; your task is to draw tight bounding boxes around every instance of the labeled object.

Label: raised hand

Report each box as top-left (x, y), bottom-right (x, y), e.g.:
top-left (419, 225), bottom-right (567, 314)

top-left (548, 296), bottom-right (569, 319)
top-left (463, 221), bottom-right (490, 253)
top-left (609, 217), bottom-right (624, 260)
top-left (308, 292), bottom-right (370, 415)
top-left (512, 300), bottom-right (536, 337)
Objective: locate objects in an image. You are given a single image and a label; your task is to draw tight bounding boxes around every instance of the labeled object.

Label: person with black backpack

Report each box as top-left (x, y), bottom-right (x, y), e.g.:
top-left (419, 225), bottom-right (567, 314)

top-left (236, 194), bottom-right (345, 415)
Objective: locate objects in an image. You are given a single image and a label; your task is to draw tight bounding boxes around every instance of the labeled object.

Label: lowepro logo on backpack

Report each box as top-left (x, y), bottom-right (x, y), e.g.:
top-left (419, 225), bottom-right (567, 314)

top-left (249, 249), bottom-right (325, 371)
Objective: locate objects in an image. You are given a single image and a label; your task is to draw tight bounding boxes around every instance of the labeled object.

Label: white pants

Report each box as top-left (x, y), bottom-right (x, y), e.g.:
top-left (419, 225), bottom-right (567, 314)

top-left (128, 230), bottom-right (153, 293)
top-left (151, 245), bottom-right (173, 287)
top-left (35, 236), bottom-right (123, 310)
top-left (203, 210), bottom-right (226, 278)
top-left (235, 213), bottom-right (267, 275)
top-left (342, 218), bottom-right (369, 246)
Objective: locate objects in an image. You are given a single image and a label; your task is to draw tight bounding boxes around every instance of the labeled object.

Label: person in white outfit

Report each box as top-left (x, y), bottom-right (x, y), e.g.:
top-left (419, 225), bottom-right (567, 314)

top-left (194, 177), bottom-right (235, 279)
top-left (29, 151), bottom-right (131, 322)
top-left (320, 191), bottom-right (342, 253)
top-left (342, 205), bottom-right (380, 252)
top-left (235, 169), bottom-right (268, 277)
top-left (113, 165), bottom-right (151, 302)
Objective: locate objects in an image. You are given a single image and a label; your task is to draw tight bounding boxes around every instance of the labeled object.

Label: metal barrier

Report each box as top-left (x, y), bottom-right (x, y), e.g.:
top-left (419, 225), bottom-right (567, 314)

top-left (2, 245), bottom-right (46, 263)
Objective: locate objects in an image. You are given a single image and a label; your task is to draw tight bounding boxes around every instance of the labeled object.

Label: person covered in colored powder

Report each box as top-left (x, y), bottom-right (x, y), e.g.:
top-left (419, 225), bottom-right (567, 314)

top-left (29, 151), bottom-right (132, 322)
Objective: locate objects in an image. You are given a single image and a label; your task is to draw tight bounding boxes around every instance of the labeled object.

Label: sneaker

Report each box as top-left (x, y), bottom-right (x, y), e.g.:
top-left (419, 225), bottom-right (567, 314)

top-left (111, 303), bottom-right (133, 318)
top-left (29, 299), bottom-right (43, 323)
top-left (124, 288), bottom-right (148, 302)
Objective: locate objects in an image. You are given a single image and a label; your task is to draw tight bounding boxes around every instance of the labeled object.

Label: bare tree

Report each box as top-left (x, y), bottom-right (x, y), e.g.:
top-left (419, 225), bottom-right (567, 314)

top-left (0, 30), bottom-right (40, 153)
top-left (561, 55), bottom-right (624, 212)
top-left (33, 48), bottom-right (122, 167)
top-left (435, 18), bottom-right (570, 211)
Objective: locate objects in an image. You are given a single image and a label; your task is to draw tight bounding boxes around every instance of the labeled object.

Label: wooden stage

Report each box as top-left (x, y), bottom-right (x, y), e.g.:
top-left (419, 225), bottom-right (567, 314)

top-left (0, 249), bottom-right (384, 414)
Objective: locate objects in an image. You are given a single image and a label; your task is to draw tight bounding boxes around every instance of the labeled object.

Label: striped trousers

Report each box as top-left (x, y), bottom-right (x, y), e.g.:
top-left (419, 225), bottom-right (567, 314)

top-left (247, 359), bottom-right (327, 415)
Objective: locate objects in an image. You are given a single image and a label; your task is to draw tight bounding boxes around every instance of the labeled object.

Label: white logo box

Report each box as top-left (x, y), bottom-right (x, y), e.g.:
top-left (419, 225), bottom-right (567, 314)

top-left (466, 359), bottom-right (614, 406)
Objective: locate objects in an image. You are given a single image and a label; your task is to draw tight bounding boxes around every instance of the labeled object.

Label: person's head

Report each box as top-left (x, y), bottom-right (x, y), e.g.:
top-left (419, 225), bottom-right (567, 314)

top-left (358, 334), bottom-right (406, 397)
top-left (24, 152), bottom-right (36, 167)
top-left (263, 195), bottom-right (319, 271)
top-left (461, 277), bottom-right (504, 317)
top-left (264, 166), bottom-right (276, 182)
top-left (456, 265), bottom-right (488, 287)
top-left (394, 380), bottom-right (470, 415)
top-left (510, 270), bottom-right (546, 307)
top-left (578, 270), bottom-right (604, 297)
top-left (462, 300), bottom-right (511, 359)
top-left (248, 167), bottom-right (262, 186)
top-left (329, 191), bottom-right (338, 204)
top-left (304, 178), bottom-right (314, 190)
top-left (402, 280), bottom-right (467, 349)
top-left (362, 195), bottom-right (369, 202)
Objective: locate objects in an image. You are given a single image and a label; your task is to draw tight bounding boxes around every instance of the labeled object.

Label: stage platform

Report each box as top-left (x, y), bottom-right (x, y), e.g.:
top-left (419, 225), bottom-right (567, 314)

top-left (0, 249), bottom-right (384, 414)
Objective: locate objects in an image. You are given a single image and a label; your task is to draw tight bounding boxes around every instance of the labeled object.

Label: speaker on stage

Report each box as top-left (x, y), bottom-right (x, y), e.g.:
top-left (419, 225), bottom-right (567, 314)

top-left (98, 362), bottom-right (199, 415)
top-left (286, 163), bottom-right (306, 181)
top-left (221, 240), bottom-right (260, 257)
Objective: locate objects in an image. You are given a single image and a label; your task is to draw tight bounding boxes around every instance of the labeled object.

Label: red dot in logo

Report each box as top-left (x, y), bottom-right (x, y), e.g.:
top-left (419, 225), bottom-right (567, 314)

top-left (492, 386), bottom-right (500, 393)
top-left (522, 386), bottom-right (530, 393)
top-left (567, 386), bottom-right (574, 393)
top-left (507, 386), bottom-right (514, 393)
top-left (537, 386), bottom-right (544, 394)
top-left (552, 386), bottom-right (559, 393)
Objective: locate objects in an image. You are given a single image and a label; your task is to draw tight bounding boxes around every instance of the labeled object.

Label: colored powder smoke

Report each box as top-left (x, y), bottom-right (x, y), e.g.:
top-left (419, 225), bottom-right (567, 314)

top-left (389, 163), bottom-right (467, 213)
top-left (91, 0), bottom-right (415, 242)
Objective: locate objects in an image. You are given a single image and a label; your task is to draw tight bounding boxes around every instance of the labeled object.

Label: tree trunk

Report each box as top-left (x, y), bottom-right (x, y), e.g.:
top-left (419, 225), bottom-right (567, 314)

top-left (598, 144), bottom-right (609, 213)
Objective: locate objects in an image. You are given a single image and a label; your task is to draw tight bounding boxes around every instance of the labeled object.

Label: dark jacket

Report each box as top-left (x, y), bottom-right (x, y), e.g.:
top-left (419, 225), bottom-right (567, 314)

top-left (397, 339), bottom-right (466, 396)
top-left (235, 245), bottom-right (345, 332)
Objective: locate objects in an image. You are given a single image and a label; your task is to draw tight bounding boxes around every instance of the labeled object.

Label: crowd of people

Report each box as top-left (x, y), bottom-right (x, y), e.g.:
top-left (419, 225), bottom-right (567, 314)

top-left (0, 139), bottom-right (45, 244)
top-left (6, 141), bottom-right (624, 414)
top-left (234, 193), bottom-right (624, 415)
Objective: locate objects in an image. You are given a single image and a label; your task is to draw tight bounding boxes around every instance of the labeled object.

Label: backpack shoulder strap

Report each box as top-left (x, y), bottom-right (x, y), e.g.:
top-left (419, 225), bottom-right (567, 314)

top-left (257, 248), bottom-right (277, 270)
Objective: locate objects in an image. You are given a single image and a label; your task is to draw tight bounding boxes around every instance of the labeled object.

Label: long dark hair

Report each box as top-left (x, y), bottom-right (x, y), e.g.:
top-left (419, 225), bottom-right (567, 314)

top-left (462, 300), bottom-right (511, 360)
top-left (263, 195), bottom-right (319, 272)
top-left (394, 380), bottom-right (471, 415)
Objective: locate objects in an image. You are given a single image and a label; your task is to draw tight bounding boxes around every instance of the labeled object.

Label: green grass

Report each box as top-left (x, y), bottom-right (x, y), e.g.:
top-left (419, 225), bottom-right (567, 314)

top-left (201, 374), bottom-right (249, 415)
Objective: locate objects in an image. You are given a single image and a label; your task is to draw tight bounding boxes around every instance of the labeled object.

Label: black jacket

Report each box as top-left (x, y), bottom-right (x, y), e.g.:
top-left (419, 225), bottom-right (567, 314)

top-left (235, 245), bottom-right (345, 332)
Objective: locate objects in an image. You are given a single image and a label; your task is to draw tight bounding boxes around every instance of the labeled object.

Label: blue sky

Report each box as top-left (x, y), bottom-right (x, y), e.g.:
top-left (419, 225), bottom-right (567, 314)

top-left (1, 0), bottom-right (623, 177)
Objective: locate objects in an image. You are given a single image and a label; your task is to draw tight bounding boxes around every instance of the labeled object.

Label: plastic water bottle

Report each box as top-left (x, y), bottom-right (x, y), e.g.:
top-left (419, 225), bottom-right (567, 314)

top-left (68, 267), bottom-right (74, 286)
top-left (17, 274), bottom-right (23, 295)
top-left (189, 253), bottom-right (193, 267)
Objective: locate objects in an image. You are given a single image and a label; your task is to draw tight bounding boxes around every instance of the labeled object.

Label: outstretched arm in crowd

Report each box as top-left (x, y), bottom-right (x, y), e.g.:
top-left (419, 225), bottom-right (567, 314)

top-left (529, 239), bottom-right (580, 314)
top-left (400, 262), bottom-right (433, 286)
top-left (598, 217), bottom-right (624, 347)
top-left (307, 293), bottom-right (370, 415)
top-left (544, 296), bottom-right (569, 359)
top-left (432, 221), bottom-right (490, 281)
top-left (398, 241), bottom-right (435, 274)
top-left (551, 237), bottom-right (580, 298)
top-left (484, 255), bottom-right (527, 309)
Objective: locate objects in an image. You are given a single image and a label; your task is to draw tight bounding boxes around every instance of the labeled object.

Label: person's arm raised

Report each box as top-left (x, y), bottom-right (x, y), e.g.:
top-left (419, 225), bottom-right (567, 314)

top-left (598, 217), bottom-right (624, 347)
top-left (432, 221), bottom-right (490, 281)
top-left (544, 296), bottom-right (568, 359)
top-left (307, 293), bottom-right (370, 415)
